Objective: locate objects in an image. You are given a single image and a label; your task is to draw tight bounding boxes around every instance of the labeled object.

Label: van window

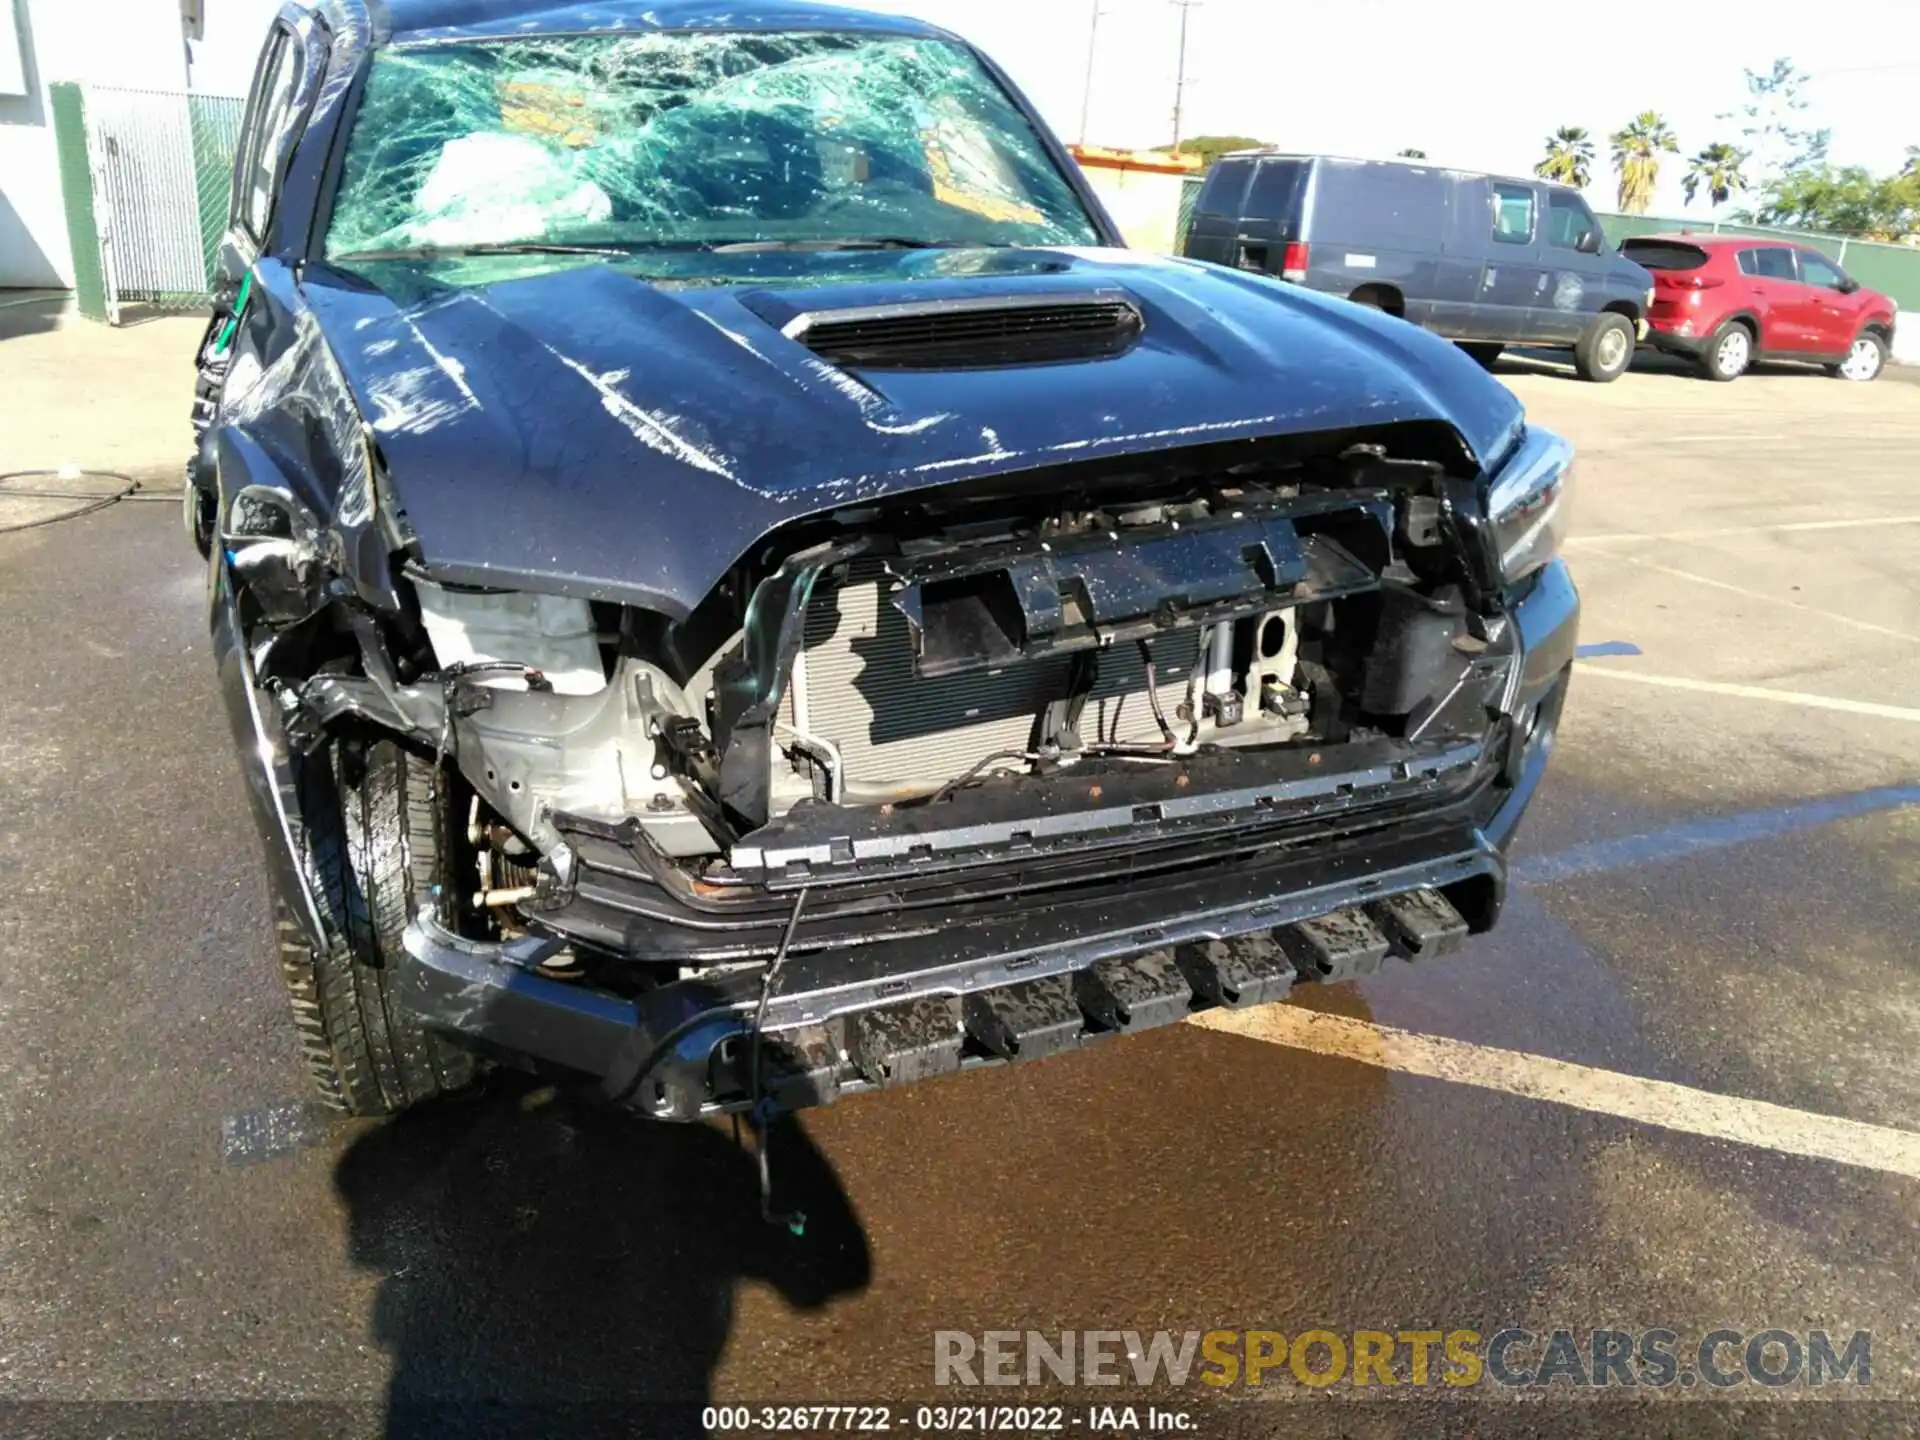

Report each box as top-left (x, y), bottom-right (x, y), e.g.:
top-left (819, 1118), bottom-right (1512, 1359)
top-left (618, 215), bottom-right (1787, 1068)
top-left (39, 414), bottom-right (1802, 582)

top-left (1546, 192), bottom-right (1599, 251)
top-left (1491, 182), bottom-right (1534, 244)
top-left (1623, 239), bottom-right (1709, 271)
top-left (1738, 247), bottom-right (1795, 280)
top-left (1242, 158), bottom-right (1307, 222)
top-left (1194, 158), bottom-right (1254, 218)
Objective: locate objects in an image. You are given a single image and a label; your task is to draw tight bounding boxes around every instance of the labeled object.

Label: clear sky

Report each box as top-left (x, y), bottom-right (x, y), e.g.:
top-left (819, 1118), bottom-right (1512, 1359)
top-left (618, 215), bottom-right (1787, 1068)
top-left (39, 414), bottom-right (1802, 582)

top-left (860, 0), bottom-right (1919, 218)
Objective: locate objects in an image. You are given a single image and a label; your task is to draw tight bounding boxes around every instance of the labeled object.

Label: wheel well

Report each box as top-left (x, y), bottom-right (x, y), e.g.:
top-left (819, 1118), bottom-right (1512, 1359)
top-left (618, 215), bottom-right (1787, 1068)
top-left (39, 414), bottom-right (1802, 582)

top-left (1720, 313), bottom-right (1759, 340)
top-left (1601, 300), bottom-right (1639, 322)
top-left (1349, 283), bottom-right (1405, 318)
top-left (1863, 319), bottom-right (1893, 341)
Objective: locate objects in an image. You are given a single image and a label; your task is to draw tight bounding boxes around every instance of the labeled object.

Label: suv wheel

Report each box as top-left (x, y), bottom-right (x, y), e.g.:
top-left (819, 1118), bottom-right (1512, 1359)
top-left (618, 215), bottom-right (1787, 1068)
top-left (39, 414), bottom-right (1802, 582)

top-left (1701, 321), bottom-right (1753, 382)
top-left (1573, 313), bottom-right (1635, 383)
top-left (278, 738), bottom-right (478, 1116)
top-left (1830, 332), bottom-right (1886, 382)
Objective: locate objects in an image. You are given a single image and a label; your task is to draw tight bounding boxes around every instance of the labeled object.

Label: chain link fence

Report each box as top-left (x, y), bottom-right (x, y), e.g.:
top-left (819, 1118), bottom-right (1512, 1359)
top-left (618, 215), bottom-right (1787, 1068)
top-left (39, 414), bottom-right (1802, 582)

top-left (49, 83), bottom-right (244, 324)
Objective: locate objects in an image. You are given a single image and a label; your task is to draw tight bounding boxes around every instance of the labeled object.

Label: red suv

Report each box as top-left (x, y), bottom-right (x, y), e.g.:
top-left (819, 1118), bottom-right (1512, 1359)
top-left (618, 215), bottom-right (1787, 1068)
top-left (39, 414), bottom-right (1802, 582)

top-left (1626, 235), bottom-right (1897, 382)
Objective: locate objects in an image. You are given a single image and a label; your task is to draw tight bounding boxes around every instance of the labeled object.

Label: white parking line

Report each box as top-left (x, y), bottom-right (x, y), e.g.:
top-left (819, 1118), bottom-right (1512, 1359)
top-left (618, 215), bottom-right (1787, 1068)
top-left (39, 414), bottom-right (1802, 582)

top-left (1567, 515), bottom-right (1920, 548)
top-left (1659, 433), bottom-right (1791, 444)
top-left (1572, 665), bottom-right (1920, 723)
top-left (1191, 1006), bottom-right (1920, 1181)
top-left (1579, 552), bottom-right (1920, 643)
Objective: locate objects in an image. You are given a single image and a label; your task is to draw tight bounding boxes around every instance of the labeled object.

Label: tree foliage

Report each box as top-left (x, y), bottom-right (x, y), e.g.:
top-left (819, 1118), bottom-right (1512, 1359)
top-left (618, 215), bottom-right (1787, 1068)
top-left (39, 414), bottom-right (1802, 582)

top-left (1683, 142), bottom-right (1748, 209)
top-left (1720, 58), bottom-right (1829, 186)
top-left (1154, 134), bottom-right (1269, 170)
top-left (1535, 127), bottom-right (1594, 189)
top-left (1610, 112), bottom-right (1678, 214)
top-left (1747, 163), bottom-right (1920, 239)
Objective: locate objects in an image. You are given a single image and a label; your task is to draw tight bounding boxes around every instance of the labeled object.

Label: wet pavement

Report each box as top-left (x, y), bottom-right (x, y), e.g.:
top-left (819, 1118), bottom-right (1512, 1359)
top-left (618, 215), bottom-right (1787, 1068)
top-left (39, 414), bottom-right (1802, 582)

top-left (1, 339), bottom-right (1917, 1438)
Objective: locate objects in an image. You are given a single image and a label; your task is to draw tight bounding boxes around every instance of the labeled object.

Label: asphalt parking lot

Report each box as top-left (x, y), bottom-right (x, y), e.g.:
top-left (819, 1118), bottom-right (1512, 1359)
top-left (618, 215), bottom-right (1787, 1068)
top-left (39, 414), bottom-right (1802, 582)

top-left (2, 306), bottom-right (1918, 1437)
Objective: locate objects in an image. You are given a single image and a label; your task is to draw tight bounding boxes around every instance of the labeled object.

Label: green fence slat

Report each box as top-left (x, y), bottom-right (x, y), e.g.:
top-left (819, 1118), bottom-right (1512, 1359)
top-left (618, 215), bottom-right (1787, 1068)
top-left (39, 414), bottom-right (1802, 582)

top-left (1175, 176), bottom-right (1202, 253)
top-left (49, 82), bottom-right (108, 323)
top-left (1835, 244), bottom-right (1920, 312)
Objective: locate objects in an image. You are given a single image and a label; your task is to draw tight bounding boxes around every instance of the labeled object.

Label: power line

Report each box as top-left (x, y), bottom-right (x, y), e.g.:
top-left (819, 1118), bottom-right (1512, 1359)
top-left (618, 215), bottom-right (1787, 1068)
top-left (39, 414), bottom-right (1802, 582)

top-left (1811, 60), bottom-right (1920, 74)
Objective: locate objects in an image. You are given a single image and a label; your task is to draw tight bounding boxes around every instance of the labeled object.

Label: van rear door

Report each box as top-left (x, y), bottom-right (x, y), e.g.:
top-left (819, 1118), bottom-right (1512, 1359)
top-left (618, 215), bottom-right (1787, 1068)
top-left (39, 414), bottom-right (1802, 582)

top-left (1224, 157), bottom-right (1310, 276)
top-left (1182, 157), bottom-right (1256, 265)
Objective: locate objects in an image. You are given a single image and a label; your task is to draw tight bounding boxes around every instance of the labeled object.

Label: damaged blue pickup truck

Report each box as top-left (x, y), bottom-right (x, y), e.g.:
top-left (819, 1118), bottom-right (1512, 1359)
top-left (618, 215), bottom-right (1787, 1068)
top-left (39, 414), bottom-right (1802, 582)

top-left (193, 0), bottom-right (1578, 1130)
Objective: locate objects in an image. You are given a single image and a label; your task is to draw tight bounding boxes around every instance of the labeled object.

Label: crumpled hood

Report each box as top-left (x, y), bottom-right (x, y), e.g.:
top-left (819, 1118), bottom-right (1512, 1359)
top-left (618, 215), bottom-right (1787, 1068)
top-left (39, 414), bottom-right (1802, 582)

top-left (302, 247), bottom-right (1522, 618)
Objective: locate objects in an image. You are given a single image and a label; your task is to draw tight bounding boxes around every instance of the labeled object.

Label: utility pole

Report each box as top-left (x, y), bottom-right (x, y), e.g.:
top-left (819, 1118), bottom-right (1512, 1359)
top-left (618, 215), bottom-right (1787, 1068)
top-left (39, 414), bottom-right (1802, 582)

top-left (1169, 0), bottom-right (1201, 154)
top-left (1078, 0), bottom-right (1104, 147)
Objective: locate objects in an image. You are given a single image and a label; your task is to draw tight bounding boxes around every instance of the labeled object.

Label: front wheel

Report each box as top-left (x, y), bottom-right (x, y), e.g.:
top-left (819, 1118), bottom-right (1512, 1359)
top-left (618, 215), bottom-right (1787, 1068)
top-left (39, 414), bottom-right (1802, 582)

top-left (1829, 332), bottom-right (1886, 382)
top-left (1573, 313), bottom-right (1635, 383)
top-left (277, 738), bottom-right (478, 1116)
top-left (182, 477), bottom-right (214, 558)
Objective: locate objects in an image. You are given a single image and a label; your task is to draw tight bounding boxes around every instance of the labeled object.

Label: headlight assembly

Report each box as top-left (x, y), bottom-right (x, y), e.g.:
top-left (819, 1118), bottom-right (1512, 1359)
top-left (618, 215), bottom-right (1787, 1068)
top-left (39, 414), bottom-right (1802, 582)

top-left (1485, 426), bottom-right (1572, 585)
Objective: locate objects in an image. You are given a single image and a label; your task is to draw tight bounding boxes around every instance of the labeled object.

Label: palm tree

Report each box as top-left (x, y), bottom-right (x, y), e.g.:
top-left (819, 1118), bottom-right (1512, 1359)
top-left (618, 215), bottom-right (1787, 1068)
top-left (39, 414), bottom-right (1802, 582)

top-left (1683, 142), bottom-right (1749, 207)
top-left (1611, 112), bottom-right (1679, 214)
top-left (1535, 127), bottom-right (1595, 189)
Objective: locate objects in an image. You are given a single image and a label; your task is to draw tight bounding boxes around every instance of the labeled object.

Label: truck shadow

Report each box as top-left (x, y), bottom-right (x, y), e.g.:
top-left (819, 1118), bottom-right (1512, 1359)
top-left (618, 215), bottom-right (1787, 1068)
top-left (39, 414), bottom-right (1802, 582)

top-left (333, 1077), bottom-right (872, 1439)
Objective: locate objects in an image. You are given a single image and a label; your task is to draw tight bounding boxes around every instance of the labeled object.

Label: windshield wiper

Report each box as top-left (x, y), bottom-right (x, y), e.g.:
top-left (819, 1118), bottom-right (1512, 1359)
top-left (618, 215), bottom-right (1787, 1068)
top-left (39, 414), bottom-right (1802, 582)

top-left (708, 238), bottom-right (986, 254)
top-left (331, 241), bottom-right (648, 262)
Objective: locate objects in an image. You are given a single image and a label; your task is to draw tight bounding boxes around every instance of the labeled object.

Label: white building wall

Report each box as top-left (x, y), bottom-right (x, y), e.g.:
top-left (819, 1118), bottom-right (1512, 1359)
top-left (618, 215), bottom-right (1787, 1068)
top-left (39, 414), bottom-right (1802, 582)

top-left (187, 0), bottom-right (281, 97)
top-left (0, 0), bottom-right (266, 289)
top-left (1078, 165), bottom-right (1192, 256)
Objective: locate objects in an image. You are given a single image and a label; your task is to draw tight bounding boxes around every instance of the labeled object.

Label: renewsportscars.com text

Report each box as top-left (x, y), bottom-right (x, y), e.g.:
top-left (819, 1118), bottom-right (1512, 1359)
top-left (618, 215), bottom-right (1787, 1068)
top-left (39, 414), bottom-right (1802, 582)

top-left (934, 1328), bottom-right (1871, 1390)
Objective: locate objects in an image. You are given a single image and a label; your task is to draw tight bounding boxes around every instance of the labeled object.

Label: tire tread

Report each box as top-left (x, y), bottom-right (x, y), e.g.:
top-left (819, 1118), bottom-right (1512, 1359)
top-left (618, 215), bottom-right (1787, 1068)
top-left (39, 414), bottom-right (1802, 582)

top-left (274, 740), bottom-right (475, 1116)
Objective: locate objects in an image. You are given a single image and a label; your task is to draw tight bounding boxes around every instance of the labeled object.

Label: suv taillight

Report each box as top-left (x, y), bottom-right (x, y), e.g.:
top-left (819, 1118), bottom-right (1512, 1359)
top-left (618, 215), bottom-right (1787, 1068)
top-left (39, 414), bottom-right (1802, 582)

top-left (1677, 273), bottom-right (1725, 290)
top-left (1281, 242), bottom-right (1309, 283)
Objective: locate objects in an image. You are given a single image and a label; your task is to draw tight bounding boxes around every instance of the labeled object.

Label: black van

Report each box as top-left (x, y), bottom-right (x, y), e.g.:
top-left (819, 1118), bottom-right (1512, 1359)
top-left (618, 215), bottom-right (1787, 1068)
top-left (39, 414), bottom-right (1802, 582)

top-left (1183, 153), bottom-right (1655, 382)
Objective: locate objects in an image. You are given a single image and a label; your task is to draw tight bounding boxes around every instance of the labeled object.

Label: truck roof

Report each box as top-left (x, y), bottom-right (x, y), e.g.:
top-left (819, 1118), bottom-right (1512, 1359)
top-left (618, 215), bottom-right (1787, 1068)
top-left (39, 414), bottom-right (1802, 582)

top-left (375, 0), bottom-right (949, 45)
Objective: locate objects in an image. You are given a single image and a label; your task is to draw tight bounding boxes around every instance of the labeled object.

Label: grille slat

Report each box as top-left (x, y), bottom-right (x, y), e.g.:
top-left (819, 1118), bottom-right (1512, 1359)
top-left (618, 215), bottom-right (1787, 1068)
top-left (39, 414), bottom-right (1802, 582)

top-left (796, 300), bottom-right (1142, 369)
top-left (792, 566), bottom-right (1199, 787)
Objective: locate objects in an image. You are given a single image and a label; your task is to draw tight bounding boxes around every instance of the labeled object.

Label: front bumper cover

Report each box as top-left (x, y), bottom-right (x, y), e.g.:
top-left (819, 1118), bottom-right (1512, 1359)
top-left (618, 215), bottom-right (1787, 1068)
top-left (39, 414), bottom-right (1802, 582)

top-left (397, 559), bottom-right (1577, 1120)
top-left (402, 822), bottom-right (1500, 1120)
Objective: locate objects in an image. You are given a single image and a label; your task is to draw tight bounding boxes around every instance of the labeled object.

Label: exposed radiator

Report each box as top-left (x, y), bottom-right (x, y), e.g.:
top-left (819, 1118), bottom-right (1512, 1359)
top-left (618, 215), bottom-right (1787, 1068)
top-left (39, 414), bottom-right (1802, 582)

top-left (790, 565), bottom-right (1200, 787)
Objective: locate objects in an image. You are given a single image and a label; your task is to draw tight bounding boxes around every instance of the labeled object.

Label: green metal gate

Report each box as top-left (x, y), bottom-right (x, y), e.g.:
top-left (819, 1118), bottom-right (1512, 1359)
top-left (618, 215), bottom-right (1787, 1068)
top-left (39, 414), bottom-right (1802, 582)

top-left (49, 82), bottom-right (244, 324)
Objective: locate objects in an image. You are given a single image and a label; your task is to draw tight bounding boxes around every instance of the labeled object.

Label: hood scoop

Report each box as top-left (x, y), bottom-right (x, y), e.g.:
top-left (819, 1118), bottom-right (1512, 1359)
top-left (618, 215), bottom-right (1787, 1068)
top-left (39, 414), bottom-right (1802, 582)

top-left (785, 292), bottom-right (1144, 370)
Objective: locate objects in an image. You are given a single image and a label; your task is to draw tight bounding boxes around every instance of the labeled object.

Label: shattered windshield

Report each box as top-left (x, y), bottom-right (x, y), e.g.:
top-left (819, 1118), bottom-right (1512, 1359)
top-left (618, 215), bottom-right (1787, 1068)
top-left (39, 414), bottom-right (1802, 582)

top-left (325, 32), bottom-right (1101, 261)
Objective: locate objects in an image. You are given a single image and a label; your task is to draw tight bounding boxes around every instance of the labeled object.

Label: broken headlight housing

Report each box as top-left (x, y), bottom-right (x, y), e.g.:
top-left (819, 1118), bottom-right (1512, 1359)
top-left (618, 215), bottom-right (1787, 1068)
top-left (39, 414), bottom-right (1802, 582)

top-left (1485, 426), bottom-right (1572, 585)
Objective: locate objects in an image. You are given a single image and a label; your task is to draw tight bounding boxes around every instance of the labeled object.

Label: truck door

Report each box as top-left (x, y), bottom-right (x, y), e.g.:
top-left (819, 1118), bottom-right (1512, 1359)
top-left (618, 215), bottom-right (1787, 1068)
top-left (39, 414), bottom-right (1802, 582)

top-left (1475, 180), bottom-right (1554, 342)
top-left (187, 9), bottom-right (322, 553)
